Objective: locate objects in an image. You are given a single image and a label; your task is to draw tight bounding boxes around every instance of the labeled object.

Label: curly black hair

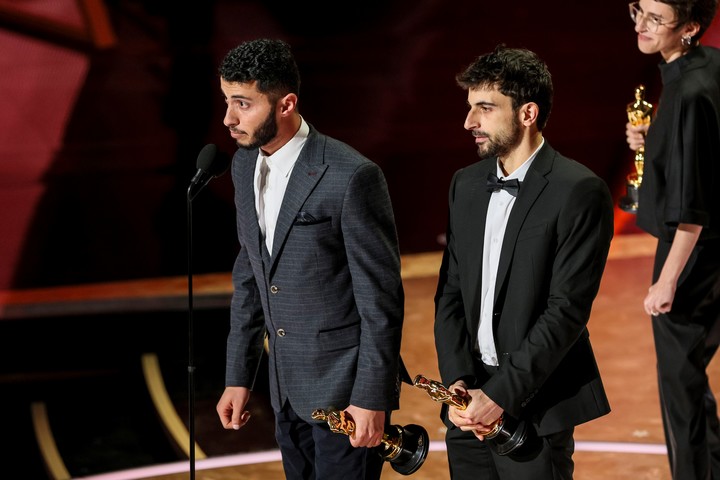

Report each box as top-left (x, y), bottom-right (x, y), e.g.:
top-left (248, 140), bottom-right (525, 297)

top-left (218, 38), bottom-right (301, 100)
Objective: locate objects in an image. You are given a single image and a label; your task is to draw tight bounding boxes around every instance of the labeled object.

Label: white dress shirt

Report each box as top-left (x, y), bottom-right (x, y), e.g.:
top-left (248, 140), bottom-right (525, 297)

top-left (254, 118), bottom-right (309, 253)
top-left (478, 139), bottom-right (544, 366)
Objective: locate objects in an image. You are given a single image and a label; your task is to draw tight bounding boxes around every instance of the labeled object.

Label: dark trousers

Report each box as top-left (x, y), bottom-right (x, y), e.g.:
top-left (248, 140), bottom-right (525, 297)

top-left (445, 424), bottom-right (574, 480)
top-left (445, 359), bottom-right (574, 479)
top-left (274, 400), bottom-right (385, 480)
top-left (652, 237), bottom-right (720, 480)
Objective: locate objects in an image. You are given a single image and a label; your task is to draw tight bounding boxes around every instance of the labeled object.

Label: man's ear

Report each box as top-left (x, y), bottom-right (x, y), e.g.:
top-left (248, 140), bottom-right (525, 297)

top-left (278, 93), bottom-right (298, 116)
top-left (519, 102), bottom-right (539, 127)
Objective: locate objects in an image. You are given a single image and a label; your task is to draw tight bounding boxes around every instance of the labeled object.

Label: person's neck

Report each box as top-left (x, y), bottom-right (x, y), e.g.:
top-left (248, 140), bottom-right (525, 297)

top-left (261, 115), bottom-right (302, 156)
top-left (499, 131), bottom-right (542, 176)
top-left (663, 44), bottom-right (693, 63)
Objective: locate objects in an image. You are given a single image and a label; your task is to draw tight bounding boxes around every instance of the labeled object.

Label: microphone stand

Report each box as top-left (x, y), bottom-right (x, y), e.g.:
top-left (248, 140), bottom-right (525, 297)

top-left (186, 190), bottom-right (197, 480)
top-left (184, 144), bottom-right (229, 479)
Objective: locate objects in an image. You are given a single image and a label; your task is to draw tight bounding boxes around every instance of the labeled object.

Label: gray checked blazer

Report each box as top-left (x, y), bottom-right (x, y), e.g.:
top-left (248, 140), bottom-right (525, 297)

top-left (225, 123), bottom-right (405, 422)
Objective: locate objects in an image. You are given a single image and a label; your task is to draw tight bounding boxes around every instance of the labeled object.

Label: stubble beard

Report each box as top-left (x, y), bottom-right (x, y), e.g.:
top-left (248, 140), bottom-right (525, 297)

top-left (476, 115), bottom-right (522, 160)
top-left (236, 109), bottom-right (278, 151)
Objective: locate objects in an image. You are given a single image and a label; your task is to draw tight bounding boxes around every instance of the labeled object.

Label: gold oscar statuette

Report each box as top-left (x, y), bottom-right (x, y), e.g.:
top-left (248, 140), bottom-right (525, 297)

top-left (412, 374), bottom-right (538, 457)
top-left (311, 407), bottom-right (429, 476)
top-left (619, 84), bottom-right (653, 213)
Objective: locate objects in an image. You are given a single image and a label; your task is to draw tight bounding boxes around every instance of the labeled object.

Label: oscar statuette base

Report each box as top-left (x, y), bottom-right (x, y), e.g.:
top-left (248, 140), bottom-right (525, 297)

top-left (619, 180), bottom-right (639, 214)
top-left (311, 408), bottom-right (429, 476)
top-left (383, 423), bottom-right (429, 475)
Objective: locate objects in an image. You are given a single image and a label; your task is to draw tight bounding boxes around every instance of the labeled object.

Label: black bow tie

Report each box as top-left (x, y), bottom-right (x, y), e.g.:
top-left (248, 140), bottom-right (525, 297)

top-left (486, 172), bottom-right (520, 197)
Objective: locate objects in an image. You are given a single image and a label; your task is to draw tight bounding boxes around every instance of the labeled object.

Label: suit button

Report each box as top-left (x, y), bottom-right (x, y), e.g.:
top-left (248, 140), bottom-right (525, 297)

top-left (277, 329), bottom-right (286, 337)
top-left (270, 285), bottom-right (279, 294)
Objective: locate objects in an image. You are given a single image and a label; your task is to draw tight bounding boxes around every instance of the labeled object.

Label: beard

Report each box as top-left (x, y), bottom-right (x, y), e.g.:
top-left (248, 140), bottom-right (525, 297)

top-left (476, 115), bottom-right (522, 160)
top-left (236, 109), bottom-right (278, 150)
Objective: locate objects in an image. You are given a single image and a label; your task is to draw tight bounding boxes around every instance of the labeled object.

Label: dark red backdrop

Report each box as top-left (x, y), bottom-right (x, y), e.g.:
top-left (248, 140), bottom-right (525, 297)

top-left (2, 0), bottom-right (719, 290)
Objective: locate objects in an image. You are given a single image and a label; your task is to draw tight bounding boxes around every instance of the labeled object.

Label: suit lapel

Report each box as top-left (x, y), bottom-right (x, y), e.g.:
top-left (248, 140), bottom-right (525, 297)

top-left (494, 143), bottom-right (553, 301)
top-left (467, 165), bottom-right (493, 328)
top-left (269, 130), bottom-right (328, 264)
top-left (235, 150), bottom-right (264, 257)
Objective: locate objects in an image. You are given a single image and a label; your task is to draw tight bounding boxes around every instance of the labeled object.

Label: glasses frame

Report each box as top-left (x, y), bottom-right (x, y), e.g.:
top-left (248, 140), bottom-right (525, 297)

top-left (629, 2), bottom-right (678, 33)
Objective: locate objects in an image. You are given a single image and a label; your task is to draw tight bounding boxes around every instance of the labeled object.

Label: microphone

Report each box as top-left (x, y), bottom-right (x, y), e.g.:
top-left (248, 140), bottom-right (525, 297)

top-left (187, 144), bottom-right (231, 200)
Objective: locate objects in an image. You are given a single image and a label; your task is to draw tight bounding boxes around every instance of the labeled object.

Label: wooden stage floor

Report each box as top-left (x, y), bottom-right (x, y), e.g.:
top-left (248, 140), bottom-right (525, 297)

top-left (77, 233), bottom-right (720, 479)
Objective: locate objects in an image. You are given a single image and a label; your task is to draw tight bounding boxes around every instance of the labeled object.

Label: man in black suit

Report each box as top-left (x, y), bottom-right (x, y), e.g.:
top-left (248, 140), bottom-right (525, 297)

top-left (215, 38), bottom-right (405, 480)
top-left (433, 45), bottom-right (614, 479)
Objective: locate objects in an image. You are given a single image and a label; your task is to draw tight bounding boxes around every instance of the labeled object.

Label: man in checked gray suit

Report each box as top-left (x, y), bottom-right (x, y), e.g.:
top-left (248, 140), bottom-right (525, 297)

top-left (215, 38), bottom-right (405, 480)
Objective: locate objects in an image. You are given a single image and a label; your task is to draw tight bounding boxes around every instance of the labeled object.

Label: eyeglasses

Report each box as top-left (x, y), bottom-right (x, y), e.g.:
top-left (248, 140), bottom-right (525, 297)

top-left (629, 2), bottom-right (677, 33)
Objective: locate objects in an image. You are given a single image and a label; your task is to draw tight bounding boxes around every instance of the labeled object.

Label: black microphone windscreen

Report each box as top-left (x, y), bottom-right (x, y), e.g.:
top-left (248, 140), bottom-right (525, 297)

top-left (196, 144), bottom-right (218, 172)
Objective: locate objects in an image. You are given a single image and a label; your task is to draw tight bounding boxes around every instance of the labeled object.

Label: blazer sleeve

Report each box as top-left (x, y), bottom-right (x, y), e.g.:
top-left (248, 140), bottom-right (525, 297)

top-left (342, 161), bottom-right (405, 410)
top-left (225, 165), bottom-right (267, 389)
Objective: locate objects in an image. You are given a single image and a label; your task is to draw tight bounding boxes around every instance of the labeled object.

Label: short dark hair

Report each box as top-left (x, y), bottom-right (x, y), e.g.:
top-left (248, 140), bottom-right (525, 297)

top-left (455, 45), bottom-right (553, 131)
top-left (662, 0), bottom-right (719, 40)
top-left (218, 38), bottom-right (300, 100)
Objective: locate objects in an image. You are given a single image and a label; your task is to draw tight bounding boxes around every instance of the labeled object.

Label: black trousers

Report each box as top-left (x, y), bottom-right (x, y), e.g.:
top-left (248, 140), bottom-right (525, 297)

top-left (651, 238), bottom-right (720, 480)
top-left (445, 420), bottom-right (574, 480)
top-left (444, 359), bottom-right (575, 480)
top-left (274, 400), bottom-right (385, 480)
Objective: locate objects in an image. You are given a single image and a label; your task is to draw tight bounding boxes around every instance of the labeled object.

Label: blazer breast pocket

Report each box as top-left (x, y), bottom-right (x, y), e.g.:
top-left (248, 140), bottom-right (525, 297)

top-left (293, 211), bottom-right (331, 226)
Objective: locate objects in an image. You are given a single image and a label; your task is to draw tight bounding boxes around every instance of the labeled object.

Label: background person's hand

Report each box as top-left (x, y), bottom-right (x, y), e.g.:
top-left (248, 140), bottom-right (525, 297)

top-left (626, 122), bottom-right (649, 151)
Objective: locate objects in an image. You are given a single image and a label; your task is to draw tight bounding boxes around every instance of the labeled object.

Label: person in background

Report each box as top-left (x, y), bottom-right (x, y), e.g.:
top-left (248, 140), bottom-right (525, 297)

top-left (625, 1), bottom-right (720, 478)
top-left (214, 38), bottom-right (405, 480)
top-left (433, 45), bottom-right (614, 479)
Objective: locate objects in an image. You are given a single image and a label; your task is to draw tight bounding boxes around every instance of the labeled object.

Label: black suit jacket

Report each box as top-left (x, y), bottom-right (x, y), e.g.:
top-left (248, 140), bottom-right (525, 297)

top-left (434, 141), bottom-right (613, 436)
